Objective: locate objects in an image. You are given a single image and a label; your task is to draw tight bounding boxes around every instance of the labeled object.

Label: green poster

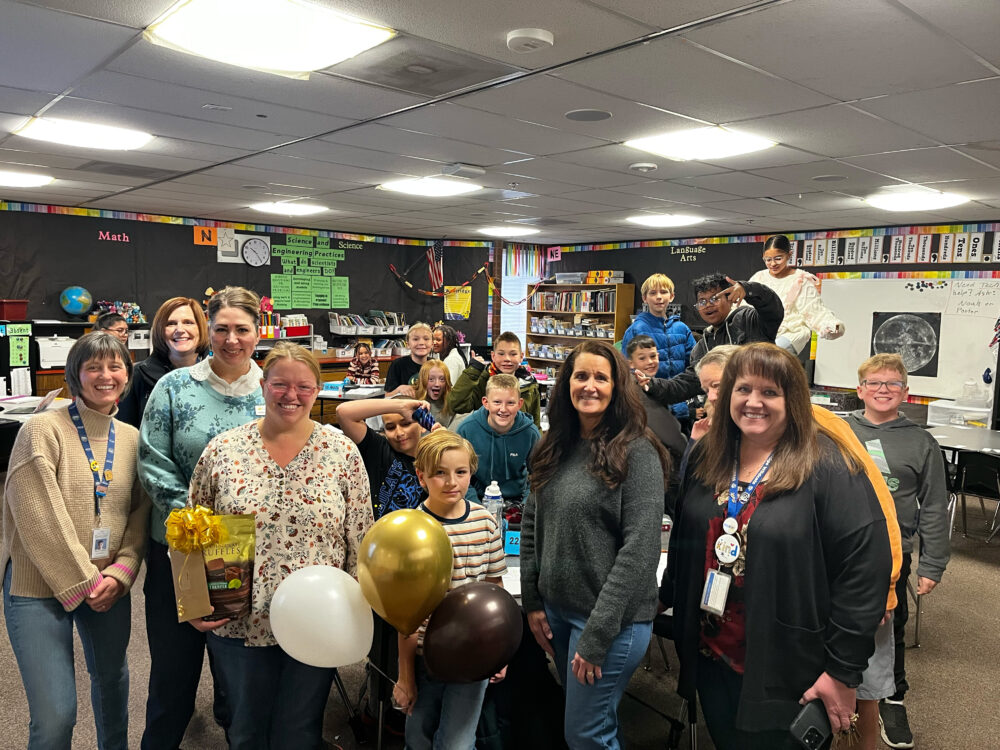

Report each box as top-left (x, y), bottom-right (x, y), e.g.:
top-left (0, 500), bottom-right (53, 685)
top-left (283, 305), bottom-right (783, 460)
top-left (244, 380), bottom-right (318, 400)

top-left (6, 323), bottom-right (32, 336)
top-left (295, 266), bottom-right (321, 276)
top-left (330, 277), bottom-right (350, 308)
top-left (286, 235), bottom-right (314, 247)
top-left (332, 248), bottom-right (346, 261)
top-left (9, 336), bottom-right (29, 367)
top-left (291, 276), bottom-right (312, 308)
top-left (271, 274), bottom-right (292, 309)
top-left (316, 237), bottom-right (330, 249)
top-left (311, 277), bottom-right (331, 308)
top-left (322, 265), bottom-right (337, 276)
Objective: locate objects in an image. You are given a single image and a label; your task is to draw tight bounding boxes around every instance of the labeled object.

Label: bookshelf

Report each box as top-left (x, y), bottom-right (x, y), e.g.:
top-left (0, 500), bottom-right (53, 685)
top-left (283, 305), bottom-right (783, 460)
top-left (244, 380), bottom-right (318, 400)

top-left (525, 283), bottom-right (634, 374)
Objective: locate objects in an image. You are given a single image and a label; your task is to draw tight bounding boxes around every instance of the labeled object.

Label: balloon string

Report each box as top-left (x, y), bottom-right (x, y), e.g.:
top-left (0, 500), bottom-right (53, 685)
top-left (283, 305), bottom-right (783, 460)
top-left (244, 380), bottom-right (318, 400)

top-left (363, 657), bottom-right (399, 687)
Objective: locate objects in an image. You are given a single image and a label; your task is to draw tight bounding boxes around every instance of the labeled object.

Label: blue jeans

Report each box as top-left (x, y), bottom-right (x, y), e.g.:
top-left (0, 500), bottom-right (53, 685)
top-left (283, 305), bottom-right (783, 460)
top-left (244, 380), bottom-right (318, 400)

top-left (3, 563), bottom-right (131, 750)
top-left (405, 655), bottom-right (488, 750)
top-left (544, 602), bottom-right (652, 750)
top-left (207, 634), bottom-right (335, 750)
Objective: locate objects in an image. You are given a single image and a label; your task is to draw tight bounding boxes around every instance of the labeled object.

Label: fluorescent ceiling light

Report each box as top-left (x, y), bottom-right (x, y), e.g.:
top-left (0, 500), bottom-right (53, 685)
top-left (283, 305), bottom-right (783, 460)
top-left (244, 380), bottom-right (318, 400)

top-left (146, 0), bottom-right (395, 79)
top-left (626, 213), bottom-right (704, 228)
top-left (0, 170), bottom-right (54, 187)
top-left (864, 188), bottom-right (969, 212)
top-left (478, 226), bottom-right (540, 238)
top-left (14, 117), bottom-right (154, 150)
top-left (251, 202), bottom-right (328, 216)
top-left (625, 126), bottom-right (776, 161)
top-left (379, 177), bottom-right (483, 197)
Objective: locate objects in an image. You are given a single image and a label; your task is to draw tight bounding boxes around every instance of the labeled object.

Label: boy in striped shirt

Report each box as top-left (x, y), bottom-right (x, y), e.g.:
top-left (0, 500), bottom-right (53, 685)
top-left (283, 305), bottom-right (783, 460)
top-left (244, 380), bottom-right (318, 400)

top-left (393, 430), bottom-right (508, 749)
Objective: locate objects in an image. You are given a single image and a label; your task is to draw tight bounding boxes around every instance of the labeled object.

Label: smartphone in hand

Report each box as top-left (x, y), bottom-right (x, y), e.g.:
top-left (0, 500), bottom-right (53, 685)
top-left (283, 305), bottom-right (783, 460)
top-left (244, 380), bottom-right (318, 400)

top-left (789, 699), bottom-right (832, 750)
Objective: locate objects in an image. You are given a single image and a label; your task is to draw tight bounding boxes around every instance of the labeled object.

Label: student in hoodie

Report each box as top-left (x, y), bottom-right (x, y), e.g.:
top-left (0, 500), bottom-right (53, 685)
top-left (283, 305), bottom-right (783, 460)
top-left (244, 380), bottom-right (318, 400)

top-left (448, 331), bottom-right (541, 428)
top-left (457, 374), bottom-right (541, 504)
top-left (116, 297), bottom-right (208, 428)
top-left (621, 273), bottom-right (695, 423)
top-left (846, 353), bottom-right (950, 750)
top-left (643, 272), bottom-right (784, 408)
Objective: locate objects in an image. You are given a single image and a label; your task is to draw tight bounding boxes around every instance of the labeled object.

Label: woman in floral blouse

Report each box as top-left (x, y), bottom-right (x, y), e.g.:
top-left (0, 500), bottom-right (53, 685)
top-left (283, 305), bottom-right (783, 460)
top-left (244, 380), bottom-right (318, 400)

top-left (187, 342), bottom-right (374, 749)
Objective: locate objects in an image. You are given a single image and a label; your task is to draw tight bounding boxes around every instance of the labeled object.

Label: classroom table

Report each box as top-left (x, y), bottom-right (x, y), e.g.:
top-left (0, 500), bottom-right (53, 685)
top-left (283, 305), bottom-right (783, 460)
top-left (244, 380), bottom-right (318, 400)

top-left (315, 385), bottom-right (384, 421)
top-left (925, 424), bottom-right (1000, 454)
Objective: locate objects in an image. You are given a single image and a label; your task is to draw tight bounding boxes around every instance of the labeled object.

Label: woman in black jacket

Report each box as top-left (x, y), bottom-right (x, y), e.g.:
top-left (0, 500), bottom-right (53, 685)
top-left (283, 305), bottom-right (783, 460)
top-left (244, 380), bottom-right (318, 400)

top-left (665, 343), bottom-right (890, 749)
top-left (116, 297), bottom-right (208, 427)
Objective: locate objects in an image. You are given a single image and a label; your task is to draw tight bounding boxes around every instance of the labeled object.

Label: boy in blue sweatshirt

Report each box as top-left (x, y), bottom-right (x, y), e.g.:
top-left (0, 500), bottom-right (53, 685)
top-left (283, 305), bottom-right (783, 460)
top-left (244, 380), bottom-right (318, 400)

top-left (457, 373), bottom-right (541, 503)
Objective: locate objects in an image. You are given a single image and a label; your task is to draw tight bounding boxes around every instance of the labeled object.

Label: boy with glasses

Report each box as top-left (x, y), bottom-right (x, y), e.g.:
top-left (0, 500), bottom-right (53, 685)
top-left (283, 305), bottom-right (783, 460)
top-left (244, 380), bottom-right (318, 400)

top-left (96, 312), bottom-right (130, 345)
top-left (846, 353), bottom-right (951, 749)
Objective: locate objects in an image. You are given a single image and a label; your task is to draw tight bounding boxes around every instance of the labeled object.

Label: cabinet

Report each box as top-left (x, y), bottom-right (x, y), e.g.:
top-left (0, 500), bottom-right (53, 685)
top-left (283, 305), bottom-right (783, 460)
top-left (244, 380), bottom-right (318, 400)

top-left (524, 284), bottom-right (634, 373)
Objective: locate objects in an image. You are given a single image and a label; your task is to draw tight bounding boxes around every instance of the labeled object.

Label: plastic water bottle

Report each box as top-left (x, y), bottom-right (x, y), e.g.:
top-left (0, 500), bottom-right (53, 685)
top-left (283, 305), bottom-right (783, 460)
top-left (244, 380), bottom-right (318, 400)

top-left (483, 481), bottom-right (504, 534)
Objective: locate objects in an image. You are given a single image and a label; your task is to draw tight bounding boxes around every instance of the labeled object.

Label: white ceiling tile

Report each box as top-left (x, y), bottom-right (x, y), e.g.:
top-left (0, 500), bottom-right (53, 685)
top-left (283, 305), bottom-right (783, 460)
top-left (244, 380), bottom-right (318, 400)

top-left (769, 192), bottom-right (869, 212)
top-left (381, 102), bottom-right (609, 156)
top-left (730, 105), bottom-right (939, 158)
top-left (918, 178), bottom-right (1000, 201)
top-left (497, 195), bottom-right (620, 215)
top-left (70, 72), bottom-right (358, 137)
top-left (269, 140), bottom-right (444, 174)
top-left (856, 79), bottom-right (1000, 145)
top-left (456, 75), bottom-right (698, 140)
top-left (495, 158), bottom-right (648, 189)
top-left (0, 1), bottom-right (139, 93)
top-left (553, 188), bottom-right (686, 210)
top-left (323, 123), bottom-right (527, 166)
top-left (611, 180), bottom-right (740, 204)
top-left (229, 154), bottom-right (391, 186)
top-left (897, 0), bottom-right (1000, 68)
top-left (954, 142), bottom-right (1000, 171)
top-left (685, 0), bottom-right (993, 100)
top-left (697, 145), bottom-right (825, 171)
top-left (697, 197), bottom-right (809, 217)
top-left (746, 160), bottom-right (907, 194)
top-left (549, 144), bottom-right (727, 180)
top-left (842, 147), bottom-right (999, 184)
top-left (674, 172), bottom-right (797, 198)
top-left (555, 37), bottom-right (835, 123)
top-left (106, 42), bottom-right (429, 120)
top-left (586, 0), bottom-right (763, 29)
top-left (0, 145), bottom-right (91, 170)
top-left (0, 86), bottom-right (57, 115)
top-left (23, 0), bottom-right (176, 29)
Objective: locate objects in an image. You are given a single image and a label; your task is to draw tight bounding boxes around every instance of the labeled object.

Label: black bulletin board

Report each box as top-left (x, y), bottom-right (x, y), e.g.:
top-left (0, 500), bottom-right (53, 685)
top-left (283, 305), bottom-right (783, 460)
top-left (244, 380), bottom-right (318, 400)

top-left (0, 210), bottom-right (491, 345)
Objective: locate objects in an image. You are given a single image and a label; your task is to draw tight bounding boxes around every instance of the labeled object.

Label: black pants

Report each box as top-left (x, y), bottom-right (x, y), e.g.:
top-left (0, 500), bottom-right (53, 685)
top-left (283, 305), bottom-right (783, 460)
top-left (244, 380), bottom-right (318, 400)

top-left (141, 540), bottom-right (229, 750)
top-left (695, 654), bottom-right (799, 750)
top-left (890, 552), bottom-right (911, 700)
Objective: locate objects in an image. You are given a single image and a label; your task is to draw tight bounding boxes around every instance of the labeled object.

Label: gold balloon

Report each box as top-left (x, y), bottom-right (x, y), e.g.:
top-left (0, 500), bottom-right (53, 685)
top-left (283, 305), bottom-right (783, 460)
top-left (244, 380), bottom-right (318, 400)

top-left (358, 509), bottom-right (454, 635)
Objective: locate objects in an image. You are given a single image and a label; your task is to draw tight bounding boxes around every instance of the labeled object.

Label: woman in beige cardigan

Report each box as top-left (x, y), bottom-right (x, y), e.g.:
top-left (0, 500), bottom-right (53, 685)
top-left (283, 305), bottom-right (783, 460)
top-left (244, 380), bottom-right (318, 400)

top-left (2, 332), bottom-right (149, 750)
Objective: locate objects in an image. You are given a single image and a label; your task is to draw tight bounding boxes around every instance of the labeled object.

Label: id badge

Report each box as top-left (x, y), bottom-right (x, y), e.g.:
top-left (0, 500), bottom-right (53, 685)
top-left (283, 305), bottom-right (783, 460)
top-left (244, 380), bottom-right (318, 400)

top-left (91, 527), bottom-right (111, 560)
top-left (255, 404), bottom-right (266, 416)
top-left (700, 568), bottom-right (731, 616)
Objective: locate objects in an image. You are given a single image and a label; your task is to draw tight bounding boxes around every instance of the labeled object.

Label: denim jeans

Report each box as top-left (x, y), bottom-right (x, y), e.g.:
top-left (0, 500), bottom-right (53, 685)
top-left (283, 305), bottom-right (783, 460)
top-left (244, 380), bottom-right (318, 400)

top-left (141, 540), bottom-right (229, 750)
top-left (405, 655), bottom-right (488, 750)
top-left (207, 634), bottom-right (335, 750)
top-left (544, 602), bottom-right (652, 750)
top-left (3, 563), bottom-right (131, 750)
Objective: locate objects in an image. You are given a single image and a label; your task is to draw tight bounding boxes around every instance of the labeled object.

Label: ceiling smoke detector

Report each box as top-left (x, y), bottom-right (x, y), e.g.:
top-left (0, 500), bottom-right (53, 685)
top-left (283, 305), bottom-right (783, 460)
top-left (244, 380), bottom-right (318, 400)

top-left (628, 162), bottom-right (658, 173)
top-left (506, 28), bottom-right (554, 53)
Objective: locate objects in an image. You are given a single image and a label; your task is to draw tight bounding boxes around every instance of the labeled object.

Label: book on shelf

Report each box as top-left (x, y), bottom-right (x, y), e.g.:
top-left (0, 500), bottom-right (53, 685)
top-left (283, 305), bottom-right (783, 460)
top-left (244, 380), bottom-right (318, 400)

top-left (536, 289), bottom-right (616, 313)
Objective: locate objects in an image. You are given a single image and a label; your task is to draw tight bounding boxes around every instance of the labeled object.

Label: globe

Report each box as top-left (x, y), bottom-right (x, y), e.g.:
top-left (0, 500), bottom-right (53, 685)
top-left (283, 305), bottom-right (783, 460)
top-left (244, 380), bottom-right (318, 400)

top-left (59, 286), bottom-right (93, 317)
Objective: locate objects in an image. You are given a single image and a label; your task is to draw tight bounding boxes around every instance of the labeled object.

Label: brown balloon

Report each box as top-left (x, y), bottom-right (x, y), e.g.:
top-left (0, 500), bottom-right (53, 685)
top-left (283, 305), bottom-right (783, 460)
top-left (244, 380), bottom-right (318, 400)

top-left (423, 582), bottom-right (523, 683)
top-left (357, 510), bottom-right (454, 635)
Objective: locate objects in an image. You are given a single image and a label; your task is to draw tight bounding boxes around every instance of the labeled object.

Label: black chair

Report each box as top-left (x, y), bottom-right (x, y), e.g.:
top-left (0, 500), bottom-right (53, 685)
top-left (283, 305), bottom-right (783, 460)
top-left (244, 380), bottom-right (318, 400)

top-left (955, 450), bottom-right (1000, 541)
top-left (634, 611), bottom-right (697, 750)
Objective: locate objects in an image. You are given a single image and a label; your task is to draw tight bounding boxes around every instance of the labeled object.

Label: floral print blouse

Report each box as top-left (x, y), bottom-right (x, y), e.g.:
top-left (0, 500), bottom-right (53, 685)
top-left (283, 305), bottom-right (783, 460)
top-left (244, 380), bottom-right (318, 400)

top-left (189, 421), bottom-right (374, 647)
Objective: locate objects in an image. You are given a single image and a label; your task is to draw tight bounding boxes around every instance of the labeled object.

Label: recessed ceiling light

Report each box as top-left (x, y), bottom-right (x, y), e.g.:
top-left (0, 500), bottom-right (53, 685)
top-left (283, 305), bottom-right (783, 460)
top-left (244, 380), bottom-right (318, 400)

top-left (14, 117), bottom-right (154, 150)
top-left (625, 126), bottom-right (776, 161)
top-left (378, 177), bottom-right (483, 197)
top-left (626, 213), bottom-right (705, 227)
top-left (864, 188), bottom-right (968, 212)
top-left (0, 170), bottom-right (54, 187)
top-left (478, 225), bottom-right (541, 237)
top-left (251, 201), bottom-right (328, 216)
top-left (145, 0), bottom-right (396, 79)
top-left (565, 109), bottom-right (612, 122)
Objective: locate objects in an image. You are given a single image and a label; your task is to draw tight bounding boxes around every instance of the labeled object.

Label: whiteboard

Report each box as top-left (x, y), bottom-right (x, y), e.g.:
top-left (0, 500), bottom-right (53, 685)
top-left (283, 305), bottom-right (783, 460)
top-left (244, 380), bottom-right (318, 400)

top-left (814, 275), bottom-right (1000, 399)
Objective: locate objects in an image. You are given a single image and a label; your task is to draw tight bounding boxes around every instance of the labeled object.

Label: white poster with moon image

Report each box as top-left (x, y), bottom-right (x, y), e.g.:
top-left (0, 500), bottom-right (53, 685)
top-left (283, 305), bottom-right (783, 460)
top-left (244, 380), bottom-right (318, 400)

top-left (814, 274), bottom-right (1000, 400)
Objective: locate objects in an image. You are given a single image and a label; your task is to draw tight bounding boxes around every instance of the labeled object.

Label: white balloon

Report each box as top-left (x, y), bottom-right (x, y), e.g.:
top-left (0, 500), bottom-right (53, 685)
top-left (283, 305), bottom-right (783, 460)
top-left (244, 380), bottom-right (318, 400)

top-left (270, 565), bottom-right (374, 668)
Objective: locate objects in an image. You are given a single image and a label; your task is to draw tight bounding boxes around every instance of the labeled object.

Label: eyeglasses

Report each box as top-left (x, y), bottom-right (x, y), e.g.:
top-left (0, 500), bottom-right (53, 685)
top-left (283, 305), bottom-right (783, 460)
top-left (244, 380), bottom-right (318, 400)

top-left (694, 293), bottom-right (724, 309)
top-left (861, 379), bottom-right (905, 392)
top-left (266, 382), bottom-right (318, 397)
top-left (107, 326), bottom-right (129, 335)
top-left (763, 256), bottom-right (787, 265)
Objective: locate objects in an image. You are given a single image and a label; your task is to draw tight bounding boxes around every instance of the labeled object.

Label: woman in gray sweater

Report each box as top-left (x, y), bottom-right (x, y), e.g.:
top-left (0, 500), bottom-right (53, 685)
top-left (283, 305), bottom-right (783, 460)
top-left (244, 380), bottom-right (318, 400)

top-left (521, 340), bottom-right (670, 749)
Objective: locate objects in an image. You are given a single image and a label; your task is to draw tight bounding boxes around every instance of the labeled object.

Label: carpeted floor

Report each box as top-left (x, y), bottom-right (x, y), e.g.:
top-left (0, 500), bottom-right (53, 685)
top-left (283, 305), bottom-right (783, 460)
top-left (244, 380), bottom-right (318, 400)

top-left (0, 500), bottom-right (997, 750)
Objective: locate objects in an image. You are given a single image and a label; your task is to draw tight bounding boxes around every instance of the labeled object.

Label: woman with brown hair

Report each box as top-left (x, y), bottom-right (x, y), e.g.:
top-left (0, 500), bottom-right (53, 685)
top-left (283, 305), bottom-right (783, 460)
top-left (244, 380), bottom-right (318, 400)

top-left (520, 340), bottom-right (670, 749)
top-left (117, 296), bottom-right (209, 428)
top-left (666, 343), bottom-right (891, 749)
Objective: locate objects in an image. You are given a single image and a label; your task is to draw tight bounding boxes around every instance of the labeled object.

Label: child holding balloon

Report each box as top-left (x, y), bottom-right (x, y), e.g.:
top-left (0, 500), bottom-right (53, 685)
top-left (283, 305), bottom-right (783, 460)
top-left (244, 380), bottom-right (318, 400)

top-left (393, 430), bottom-right (508, 750)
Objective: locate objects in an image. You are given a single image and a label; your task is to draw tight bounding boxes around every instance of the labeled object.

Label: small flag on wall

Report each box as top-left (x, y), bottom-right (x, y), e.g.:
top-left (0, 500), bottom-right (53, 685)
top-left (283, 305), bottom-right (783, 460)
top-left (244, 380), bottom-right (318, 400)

top-left (427, 239), bottom-right (444, 290)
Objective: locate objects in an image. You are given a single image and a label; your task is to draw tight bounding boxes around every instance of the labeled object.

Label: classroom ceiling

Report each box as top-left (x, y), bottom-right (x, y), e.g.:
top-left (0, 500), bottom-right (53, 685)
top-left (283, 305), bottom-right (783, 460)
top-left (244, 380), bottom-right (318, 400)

top-left (2, 0), bottom-right (1000, 244)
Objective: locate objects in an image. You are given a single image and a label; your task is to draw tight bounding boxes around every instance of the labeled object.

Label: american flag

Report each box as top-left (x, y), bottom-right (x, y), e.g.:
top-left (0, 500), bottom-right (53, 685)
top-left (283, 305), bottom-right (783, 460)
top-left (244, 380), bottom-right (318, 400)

top-left (427, 239), bottom-right (444, 290)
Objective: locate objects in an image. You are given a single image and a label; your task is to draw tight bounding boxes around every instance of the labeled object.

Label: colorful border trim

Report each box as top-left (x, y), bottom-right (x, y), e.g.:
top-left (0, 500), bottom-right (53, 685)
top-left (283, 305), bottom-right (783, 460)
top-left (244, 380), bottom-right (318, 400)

top-left (554, 222), bottom-right (1000, 253)
top-left (0, 200), bottom-right (495, 249)
top-left (817, 270), bottom-right (1000, 280)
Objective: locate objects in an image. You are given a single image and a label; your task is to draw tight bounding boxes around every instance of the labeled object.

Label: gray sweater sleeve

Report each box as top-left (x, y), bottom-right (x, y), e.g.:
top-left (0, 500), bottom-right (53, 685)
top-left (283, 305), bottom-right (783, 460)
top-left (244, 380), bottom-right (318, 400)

top-left (914, 437), bottom-right (951, 581)
top-left (576, 442), bottom-right (663, 664)
top-left (519, 490), bottom-right (542, 614)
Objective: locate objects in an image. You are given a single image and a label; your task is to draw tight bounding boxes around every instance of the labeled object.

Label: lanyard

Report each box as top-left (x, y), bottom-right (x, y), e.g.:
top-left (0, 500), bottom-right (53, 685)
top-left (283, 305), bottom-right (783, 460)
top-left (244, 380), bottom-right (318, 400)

top-left (727, 440), bottom-right (773, 518)
top-left (68, 401), bottom-right (115, 518)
